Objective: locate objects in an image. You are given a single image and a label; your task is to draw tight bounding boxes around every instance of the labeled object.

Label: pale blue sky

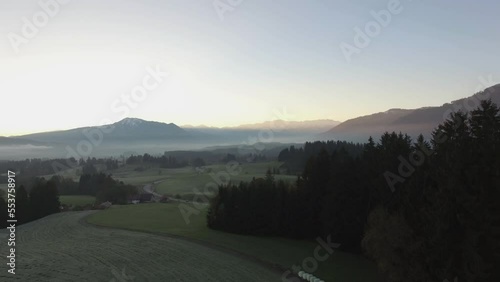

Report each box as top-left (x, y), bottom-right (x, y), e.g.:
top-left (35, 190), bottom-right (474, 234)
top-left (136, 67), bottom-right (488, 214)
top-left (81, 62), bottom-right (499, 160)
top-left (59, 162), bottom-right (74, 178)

top-left (1, 0), bottom-right (499, 135)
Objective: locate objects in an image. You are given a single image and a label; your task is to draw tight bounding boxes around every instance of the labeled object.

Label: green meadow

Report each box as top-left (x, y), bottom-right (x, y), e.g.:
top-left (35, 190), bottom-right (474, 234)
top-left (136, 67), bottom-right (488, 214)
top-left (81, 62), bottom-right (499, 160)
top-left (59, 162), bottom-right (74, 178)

top-left (59, 195), bottom-right (96, 206)
top-left (87, 203), bottom-right (382, 282)
top-left (111, 161), bottom-right (297, 197)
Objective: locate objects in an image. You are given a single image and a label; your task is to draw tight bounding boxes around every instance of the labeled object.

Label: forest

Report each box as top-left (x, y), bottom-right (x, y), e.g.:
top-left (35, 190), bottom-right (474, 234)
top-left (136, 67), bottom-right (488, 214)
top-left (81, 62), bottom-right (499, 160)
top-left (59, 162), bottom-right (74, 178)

top-left (0, 163), bottom-right (138, 228)
top-left (207, 100), bottom-right (500, 281)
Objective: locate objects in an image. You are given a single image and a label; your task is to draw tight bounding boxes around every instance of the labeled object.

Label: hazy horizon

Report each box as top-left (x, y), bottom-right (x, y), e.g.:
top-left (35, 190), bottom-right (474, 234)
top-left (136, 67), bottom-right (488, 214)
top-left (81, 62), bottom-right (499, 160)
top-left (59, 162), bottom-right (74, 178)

top-left (0, 2), bottom-right (498, 282)
top-left (2, 0), bottom-right (500, 136)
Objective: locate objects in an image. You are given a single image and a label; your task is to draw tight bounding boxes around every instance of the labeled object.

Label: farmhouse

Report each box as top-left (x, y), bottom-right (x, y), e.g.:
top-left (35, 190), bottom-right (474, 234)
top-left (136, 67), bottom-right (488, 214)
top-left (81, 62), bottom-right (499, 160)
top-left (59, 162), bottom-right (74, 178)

top-left (139, 193), bottom-right (154, 203)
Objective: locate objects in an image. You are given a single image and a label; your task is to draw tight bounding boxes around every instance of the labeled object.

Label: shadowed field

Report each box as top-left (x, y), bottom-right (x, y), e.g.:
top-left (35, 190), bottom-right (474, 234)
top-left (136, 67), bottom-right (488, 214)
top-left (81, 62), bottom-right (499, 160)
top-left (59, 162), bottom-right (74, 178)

top-left (0, 211), bottom-right (281, 281)
top-left (87, 203), bottom-right (382, 282)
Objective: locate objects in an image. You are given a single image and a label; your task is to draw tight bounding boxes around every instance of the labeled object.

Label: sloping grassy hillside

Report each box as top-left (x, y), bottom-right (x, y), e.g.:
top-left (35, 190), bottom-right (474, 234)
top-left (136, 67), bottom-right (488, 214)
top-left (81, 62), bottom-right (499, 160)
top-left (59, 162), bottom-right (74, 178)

top-left (0, 211), bottom-right (281, 281)
top-left (87, 203), bottom-right (382, 282)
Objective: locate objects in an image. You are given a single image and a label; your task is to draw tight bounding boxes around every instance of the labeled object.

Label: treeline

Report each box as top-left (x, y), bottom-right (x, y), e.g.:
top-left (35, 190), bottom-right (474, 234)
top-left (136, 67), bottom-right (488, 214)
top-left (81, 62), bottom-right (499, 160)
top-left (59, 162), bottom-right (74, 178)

top-left (0, 171), bottom-right (138, 228)
top-left (125, 151), bottom-right (269, 169)
top-left (0, 158), bottom-right (75, 179)
top-left (208, 100), bottom-right (500, 281)
top-left (208, 147), bottom-right (373, 249)
top-left (126, 153), bottom-right (187, 168)
top-left (0, 157), bottom-right (120, 181)
top-left (0, 171), bottom-right (138, 227)
top-left (0, 178), bottom-right (60, 228)
top-left (207, 174), bottom-right (292, 236)
top-left (51, 163), bottom-right (138, 205)
top-left (78, 173), bottom-right (137, 204)
top-left (278, 140), bottom-right (364, 173)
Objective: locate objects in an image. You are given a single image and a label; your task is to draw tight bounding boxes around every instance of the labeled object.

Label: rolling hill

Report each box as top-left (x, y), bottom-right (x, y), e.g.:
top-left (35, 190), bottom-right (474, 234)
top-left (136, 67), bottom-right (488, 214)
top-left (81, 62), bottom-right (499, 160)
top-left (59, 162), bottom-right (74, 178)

top-left (0, 118), bottom-right (208, 159)
top-left (0, 118), bottom-right (312, 159)
top-left (17, 117), bottom-right (194, 143)
top-left (0, 211), bottom-right (281, 281)
top-left (232, 119), bottom-right (341, 132)
top-left (322, 84), bottom-right (500, 142)
top-left (2, 84), bottom-right (499, 159)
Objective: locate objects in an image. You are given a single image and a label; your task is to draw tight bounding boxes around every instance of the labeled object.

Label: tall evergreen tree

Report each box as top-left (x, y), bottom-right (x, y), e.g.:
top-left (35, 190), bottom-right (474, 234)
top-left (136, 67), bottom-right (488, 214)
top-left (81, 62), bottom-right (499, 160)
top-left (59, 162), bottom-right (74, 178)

top-left (16, 185), bottom-right (30, 224)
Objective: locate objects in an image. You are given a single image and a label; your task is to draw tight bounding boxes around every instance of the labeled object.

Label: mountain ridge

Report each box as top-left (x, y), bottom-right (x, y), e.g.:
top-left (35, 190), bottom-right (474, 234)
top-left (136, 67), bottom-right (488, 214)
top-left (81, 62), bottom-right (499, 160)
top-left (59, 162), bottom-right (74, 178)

top-left (322, 84), bottom-right (500, 142)
top-left (2, 84), bottom-right (499, 150)
top-left (182, 119), bottom-right (341, 132)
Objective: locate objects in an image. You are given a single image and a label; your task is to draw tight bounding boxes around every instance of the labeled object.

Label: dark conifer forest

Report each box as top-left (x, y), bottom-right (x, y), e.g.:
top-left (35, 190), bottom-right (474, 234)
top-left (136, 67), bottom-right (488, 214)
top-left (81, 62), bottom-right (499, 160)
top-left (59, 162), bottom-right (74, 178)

top-left (207, 100), bottom-right (500, 281)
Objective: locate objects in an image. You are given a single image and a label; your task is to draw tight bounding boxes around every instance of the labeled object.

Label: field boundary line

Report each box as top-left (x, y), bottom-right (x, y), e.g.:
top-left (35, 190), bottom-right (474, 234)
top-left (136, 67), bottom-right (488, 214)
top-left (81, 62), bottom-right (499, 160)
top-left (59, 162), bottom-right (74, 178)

top-left (82, 210), bottom-right (305, 281)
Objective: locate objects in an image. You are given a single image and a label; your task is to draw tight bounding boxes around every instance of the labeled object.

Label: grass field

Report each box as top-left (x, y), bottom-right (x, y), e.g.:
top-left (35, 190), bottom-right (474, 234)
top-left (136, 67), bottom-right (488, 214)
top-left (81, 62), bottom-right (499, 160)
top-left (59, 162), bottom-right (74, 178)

top-left (107, 161), bottom-right (297, 198)
top-left (40, 165), bottom-right (85, 181)
top-left (59, 195), bottom-right (96, 206)
top-left (87, 203), bottom-right (382, 282)
top-left (111, 164), bottom-right (169, 186)
top-left (152, 161), bottom-right (297, 196)
top-left (0, 211), bottom-right (281, 281)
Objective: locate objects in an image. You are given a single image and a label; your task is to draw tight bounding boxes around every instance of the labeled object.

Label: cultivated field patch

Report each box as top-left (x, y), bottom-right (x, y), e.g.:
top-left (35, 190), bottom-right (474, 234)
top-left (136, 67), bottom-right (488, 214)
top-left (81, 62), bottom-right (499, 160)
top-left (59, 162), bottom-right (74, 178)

top-left (59, 195), bottom-right (96, 206)
top-left (0, 211), bottom-right (281, 281)
top-left (87, 203), bottom-right (382, 281)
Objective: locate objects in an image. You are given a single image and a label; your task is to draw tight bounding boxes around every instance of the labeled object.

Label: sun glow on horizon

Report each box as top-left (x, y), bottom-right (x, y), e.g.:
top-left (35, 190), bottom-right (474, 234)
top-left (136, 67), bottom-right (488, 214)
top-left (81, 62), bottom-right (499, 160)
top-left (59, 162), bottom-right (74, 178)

top-left (1, 0), bottom-right (499, 136)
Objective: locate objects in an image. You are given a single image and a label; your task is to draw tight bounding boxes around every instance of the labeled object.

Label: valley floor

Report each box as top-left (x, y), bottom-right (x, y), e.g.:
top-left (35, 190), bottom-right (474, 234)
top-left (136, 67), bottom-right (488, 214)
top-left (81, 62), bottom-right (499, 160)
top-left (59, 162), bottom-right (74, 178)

top-left (0, 211), bottom-right (281, 282)
top-left (87, 203), bottom-right (382, 282)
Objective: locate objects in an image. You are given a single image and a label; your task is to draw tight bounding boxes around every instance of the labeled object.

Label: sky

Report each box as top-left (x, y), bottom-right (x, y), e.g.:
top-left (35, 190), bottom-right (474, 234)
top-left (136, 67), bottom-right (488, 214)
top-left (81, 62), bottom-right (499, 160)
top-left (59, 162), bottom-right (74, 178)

top-left (1, 0), bottom-right (499, 136)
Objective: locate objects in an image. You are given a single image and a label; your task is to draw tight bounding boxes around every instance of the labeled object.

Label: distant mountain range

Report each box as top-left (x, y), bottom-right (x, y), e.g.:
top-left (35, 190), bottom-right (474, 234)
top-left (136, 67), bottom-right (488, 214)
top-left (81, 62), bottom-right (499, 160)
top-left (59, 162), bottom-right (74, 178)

top-left (321, 84), bottom-right (500, 142)
top-left (2, 118), bottom-right (336, 149)
top-left (0, 118), bottom-right (334, 159)
top-left (183, 119), bottom-right (340, 132)
top-left (1, 84), bottom-right (499, 159)
top-left (18, 118), bottom-right (193, 143)
top-left (182, 119), bottom-right (341, 143)
top-left (0, 137), bottom-right (47, 146)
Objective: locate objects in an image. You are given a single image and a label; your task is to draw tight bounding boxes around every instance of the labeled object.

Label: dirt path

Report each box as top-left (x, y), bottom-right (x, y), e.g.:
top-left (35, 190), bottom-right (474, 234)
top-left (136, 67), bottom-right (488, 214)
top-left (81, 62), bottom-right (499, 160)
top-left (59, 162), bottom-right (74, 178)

top-left (142, 182), bottom-right (205, 205)
top-left (142, 183), bottom-right (162, 197)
